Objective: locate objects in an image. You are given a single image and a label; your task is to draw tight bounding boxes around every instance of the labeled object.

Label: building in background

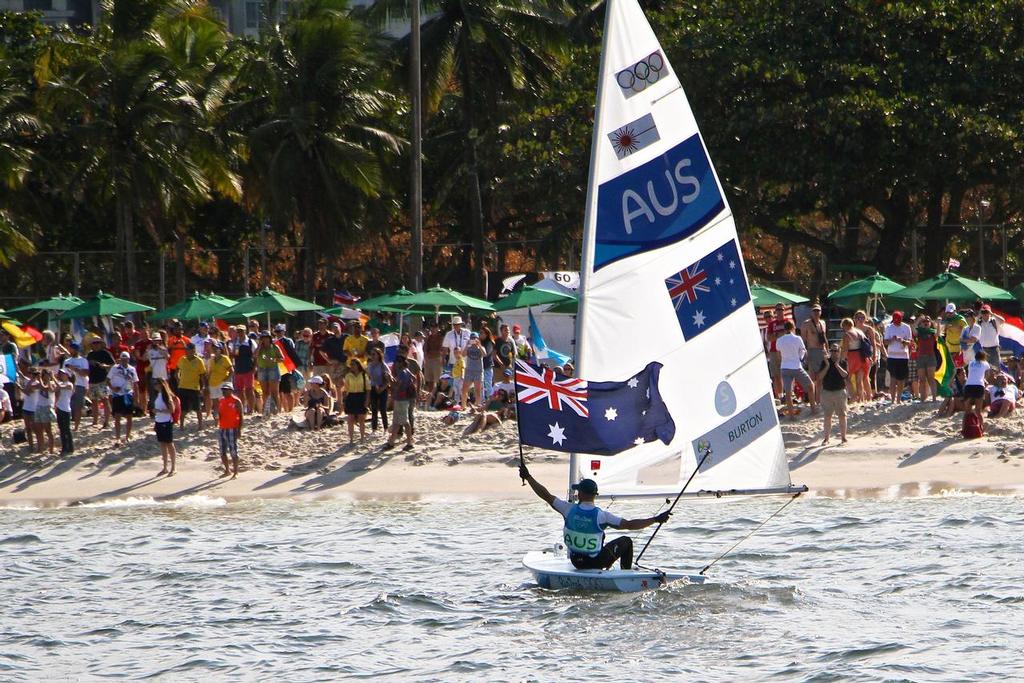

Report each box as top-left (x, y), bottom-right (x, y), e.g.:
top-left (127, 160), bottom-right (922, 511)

top-left (0, 0), bottom-right (98, 27)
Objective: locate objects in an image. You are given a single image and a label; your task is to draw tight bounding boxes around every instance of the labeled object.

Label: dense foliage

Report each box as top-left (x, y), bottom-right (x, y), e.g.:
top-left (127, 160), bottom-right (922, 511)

top-left (1, 0), bottom-right (1022, 303)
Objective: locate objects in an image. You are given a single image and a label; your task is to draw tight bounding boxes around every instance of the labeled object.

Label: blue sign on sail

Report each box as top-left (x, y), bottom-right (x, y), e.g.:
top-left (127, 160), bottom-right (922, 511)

top-left (594, 133), bottom-right (724, 270)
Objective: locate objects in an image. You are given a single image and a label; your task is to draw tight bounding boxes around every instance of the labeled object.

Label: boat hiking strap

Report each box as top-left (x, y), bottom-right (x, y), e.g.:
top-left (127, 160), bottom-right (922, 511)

top-left (698, 492), bottom-right (802, 576)
top-left (633, 447), bottom-right (713, 567)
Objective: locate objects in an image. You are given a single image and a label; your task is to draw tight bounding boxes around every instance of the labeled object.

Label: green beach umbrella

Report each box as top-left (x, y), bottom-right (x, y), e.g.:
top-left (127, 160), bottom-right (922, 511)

top-left (890, 272), bottom-right (1014, 304)
top-left (546, 298), bottom-right (579, 314)
top-left (61, 291), bottom-right (155, 319)
top-left (5, 294), bottom-right (85, 314)
top-left (355, 288), bottom-right (415, 312)
top-left (150, 292), bottom-right (240, 322)
top-left (380, 286), bottom-right (494, 315)
top-left (750, 284), bottom-right (809, 308)
top-left (494, 285), bottom-right (576, 312)
top-left (1010, 282), bottom-right (1024, 306)
top-left (828, 274), bottom-right (905, 303)
top-left (217, 287), bottom-right (323, 319)
top-left (0, 309), bottom-right (11, 321)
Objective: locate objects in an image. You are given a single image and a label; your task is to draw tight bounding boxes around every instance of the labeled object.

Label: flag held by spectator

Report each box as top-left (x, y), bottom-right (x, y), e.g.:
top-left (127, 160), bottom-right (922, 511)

top-left (934, 339), bottom-right (954, 398)
top-left (994, 309), bottom-right (1024, 357)
top-left (274, 339), bottom-right (297, 374)
top-left (528, 309), bottom-right (571, 366)
top-left (515, 359), bottom-right (675, 455)
top-left (1, 352), bottom-right (16, 384)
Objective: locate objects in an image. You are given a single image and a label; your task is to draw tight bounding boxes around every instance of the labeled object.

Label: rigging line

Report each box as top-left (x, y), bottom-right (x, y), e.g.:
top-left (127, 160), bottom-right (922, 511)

top-left (699, 492), bottom-right (802, 576)
top-left (725, 349), bottom-right (766, 380)
top-left (512, 360), bottom-right (526, 486)
top-left (633, 447), bottom-right (713, 567)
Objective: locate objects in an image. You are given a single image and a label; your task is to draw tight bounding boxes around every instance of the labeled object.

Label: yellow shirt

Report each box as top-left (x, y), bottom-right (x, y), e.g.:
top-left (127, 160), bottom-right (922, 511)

top-left (208, 354), bottom-right (233, 387)
top-left (452, 356), bottom-right (465, 379)
top-left (176, 356), bottom-right (207, 391)
top-left (344, 371), bottom-right (369, 393)
top-left (343, 335), bottom-right (368, 361)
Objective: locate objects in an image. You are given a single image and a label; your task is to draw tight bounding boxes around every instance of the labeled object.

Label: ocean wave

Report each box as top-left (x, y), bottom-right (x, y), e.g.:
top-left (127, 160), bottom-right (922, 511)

top-left (0, 534), bottom-right (42, 545)
top-left (74, 495), bottom-right (227, 509)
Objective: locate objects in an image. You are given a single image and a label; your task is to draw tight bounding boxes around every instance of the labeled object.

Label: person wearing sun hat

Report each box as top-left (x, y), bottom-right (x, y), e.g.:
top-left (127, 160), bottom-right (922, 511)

top-left (940, 303), bottom-right (968, 367)
top-left (441, 316), bottom-right (471, 371)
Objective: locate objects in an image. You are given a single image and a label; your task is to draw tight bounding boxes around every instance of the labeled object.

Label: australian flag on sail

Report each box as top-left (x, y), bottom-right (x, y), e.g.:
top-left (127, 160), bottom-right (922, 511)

top-left (664, 238), bottom-right (750, 341)
top-left (515, 360), bottom-right (675, 455)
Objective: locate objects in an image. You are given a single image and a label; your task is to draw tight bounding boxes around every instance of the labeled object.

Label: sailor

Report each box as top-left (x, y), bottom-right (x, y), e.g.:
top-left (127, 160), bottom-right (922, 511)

top-left (520, 464), bottom-right (669, 570)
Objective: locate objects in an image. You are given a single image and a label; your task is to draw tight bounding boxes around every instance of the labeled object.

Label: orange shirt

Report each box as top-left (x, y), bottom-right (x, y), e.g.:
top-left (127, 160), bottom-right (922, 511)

top-left (167, 335), bottom-right (188, 370)
top-left (218, 396), bottom-right (242, 429)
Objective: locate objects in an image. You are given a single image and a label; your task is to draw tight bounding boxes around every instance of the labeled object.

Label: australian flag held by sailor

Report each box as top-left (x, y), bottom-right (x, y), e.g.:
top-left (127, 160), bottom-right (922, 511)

top-left (665, 238), bottom-right (751, 341)
top-left (515, 360), bottom-right (676, 456)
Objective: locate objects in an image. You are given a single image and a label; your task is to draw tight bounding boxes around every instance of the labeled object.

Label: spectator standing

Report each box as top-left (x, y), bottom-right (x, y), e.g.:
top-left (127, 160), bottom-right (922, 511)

top-left (884, 311), bottom-right (913, 404)
top-left (54, 368), bottom-right (74, 454)
top-left (207, 342), bottom-right (234, 414)
top-left (176, 343), bottom-right (208, 429)
top-left (383, 356), bottom-right (416, 451)
top-left (191, 321), bottom-right (215, 360)
top-left (451, 347), bottom-right (466, 405)
top-left (442, 317), bottom-right (471, 370)
top-left (86, 338), bottom-right (115, 429)
top-left (496, 324), bottom-right (516, 373)
top-left (977, 305), bottom-right (1003, 365)
top-left (1, 329), bottom-right (18, 401)
top-left (479, 326), bottom-right (496, 401)
top-left (322, 323), bottom-right (347, 395)
top-left (63, 342), bottom-right (90, 430)
top-left (777, 321), bottom-right (815, 416)
top-left (0, 383), bottom-right (12, 432)
top-left (367, 348), bottom-right (392, 433)
top-left (343, 321), bottom-right (369, 365)
top-left (29, 368), bottom-right (56, 454)
top-left (146, 334), bottom-right (169, 412)
top-left (217, 383), bottom-right (243, 478)
top-left (461, 332), bottom-right (485, 408)
top-left (19, 366), bottom-right (37, 449)
top-left (130, 330), bottom-right (151, 409)
top-left (963, 350), bottom-right (991, 426)
top-left (765, 306), bottom-right (787, 398)
top-left (409, 331), bottom-right (425, 368)
top-left (800, 303), bottom-right (828, 410)
top-left (310, 318), bottom-right (332, 378)
top-left (230, 325), bottom-right (257, 414)
top-left (342, 358), bottom-right (370, 443)
top-left (153, 379), bottom-right (177, 476)
top-left (273, 324), bottom-right (301, 412)
top-left (295, 327), bottom-right (313, 379)
top-left (422, 322), bottom-right (444, 395)
top-left (365, 328), bottom-right (386, 361)
top-left (915, 315), bottom-right (938, 401)
top-left (819, 343), bottom-right (849, 445)
top-left (108, 352), bottom-right (139, 445)
top-left (255, 332), bottom-right (284, 414)
top-left (165, 322), bottom-right (188, 388)
top-left (396, 344), bottom-right (422, 431)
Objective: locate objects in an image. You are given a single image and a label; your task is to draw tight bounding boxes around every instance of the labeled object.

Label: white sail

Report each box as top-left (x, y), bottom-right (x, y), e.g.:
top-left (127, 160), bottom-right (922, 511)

top-left (574, 0), bottom-right (796, 498)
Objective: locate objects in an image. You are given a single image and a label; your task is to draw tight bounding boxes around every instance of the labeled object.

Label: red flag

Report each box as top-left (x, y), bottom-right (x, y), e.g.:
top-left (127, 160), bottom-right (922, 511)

top-left (274, 339), bottom-right (297, 373)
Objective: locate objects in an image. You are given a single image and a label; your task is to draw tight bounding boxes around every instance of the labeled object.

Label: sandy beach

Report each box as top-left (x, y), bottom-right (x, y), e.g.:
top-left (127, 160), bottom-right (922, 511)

top-left (2, 400), bottom-right (1023, 507)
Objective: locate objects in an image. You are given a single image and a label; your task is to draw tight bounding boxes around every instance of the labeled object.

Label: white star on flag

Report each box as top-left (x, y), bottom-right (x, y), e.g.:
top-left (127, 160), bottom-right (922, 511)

top-left (714, 277), bottom-right (721, 285)
top-left (633, 437), bottom-right (645, 446)
top-left (547, 423), bottom-right (566, 446)
top-left (717, 253), bottom-right (724, 262)
top-left (731, 297), bottom-right (737, 307)
top-left (627, 377), bottom-right (639, 388)
top-left (693, 310), bottom-right (706, 327)
top-left (604, 407), bottom-right (618, 421)
top-left (729, 260), bottom-right (736, 269)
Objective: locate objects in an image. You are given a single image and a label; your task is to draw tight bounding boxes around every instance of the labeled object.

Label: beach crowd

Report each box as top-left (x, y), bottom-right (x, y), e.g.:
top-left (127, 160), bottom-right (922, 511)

top-left (763, 301), bottom-right (1019, 444)
top-left (0, 315), bottom-right (536, 477)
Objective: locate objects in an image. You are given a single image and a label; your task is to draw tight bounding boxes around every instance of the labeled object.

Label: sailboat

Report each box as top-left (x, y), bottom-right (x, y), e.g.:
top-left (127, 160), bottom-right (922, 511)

top-left (521, 0), bottom-right (806, 592)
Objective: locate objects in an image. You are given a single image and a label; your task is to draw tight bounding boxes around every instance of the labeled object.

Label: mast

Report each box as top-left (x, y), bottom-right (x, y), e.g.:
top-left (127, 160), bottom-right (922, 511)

top-left (569, 0), bottom-right (616, 498)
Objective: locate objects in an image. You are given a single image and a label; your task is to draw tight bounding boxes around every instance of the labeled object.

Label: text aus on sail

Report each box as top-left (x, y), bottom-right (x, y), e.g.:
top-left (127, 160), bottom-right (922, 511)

top-left (594, 133), bottom-right (725, 270)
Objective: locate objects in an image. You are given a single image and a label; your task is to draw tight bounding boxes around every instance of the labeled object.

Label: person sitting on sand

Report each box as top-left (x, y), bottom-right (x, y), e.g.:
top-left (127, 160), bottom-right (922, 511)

top-left (217, 383), bottom-right (243, 478)
top-left (463, 389), bottom-right (514, 435)
top-left (937, 367), bottom-right (967, 417)
top-left (987, 374), bottom-right (1018, 418)
top-left (819, 343), bottom-right (848, 446)
top-left (300, 375), bottom-right (333, 429)
top-left (431, 374), bottom-right (455, 410)
top-left (519, 466), bottom-right (670, 571)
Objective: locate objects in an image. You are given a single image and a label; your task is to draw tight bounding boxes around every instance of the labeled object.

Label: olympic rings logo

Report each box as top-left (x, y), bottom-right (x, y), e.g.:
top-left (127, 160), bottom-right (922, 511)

top-left (615, 51), bottom-right (666, 97)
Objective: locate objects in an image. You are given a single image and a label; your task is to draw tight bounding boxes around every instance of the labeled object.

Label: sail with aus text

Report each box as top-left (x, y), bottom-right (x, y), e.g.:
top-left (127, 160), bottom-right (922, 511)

top-left (572, 0), bottom-right (800, 498)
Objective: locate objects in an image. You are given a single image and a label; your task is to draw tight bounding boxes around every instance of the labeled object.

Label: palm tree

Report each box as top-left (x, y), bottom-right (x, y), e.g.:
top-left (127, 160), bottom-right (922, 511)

top-left (225, 0), bottom-right (402, 299)
top-left (367, 0), bottom-right (570, 295)
top-left (0, 55), bottom-right (40, 267)
top-left (34, 0), bottom-right (233, 298)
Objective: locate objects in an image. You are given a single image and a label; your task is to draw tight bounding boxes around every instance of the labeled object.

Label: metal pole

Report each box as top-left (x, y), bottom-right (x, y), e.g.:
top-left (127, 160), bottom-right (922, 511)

top-left (159, 250), bottom-right (166, 310)
top-left (1002, 224), bottom-right (1008, 288)
top-left (410, 0), bottom-right (423, 293)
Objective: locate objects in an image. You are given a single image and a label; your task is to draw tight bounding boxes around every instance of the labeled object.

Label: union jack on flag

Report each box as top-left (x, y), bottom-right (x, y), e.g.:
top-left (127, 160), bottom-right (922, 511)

top-left (664, 239), bottom-right (751, 341)
top-left (515, 359), bottom-right (589, 417)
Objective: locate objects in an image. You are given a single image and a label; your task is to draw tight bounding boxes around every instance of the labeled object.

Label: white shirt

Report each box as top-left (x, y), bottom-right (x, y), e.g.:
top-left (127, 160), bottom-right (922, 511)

top-left (966, 360), bottom-right (990, 387)
top-left (552, 499), bottom-right (622, 528)
top-left (64, 356), bottom-right (90, 388)
top-left (776, 334), bottom-right (806, 370)
top-left (21, 381), bottom-right (37, 411)
top-left (191, 334), bottom-right (213, 358)
top-left (978, 317), bottom-right (1001, 347)
top-left (154, 394), bottom-right (173, 423)
top-left (442, 328), bottom-right (471, 354)
top-left (988, 383), bottom-right (1018, 404)
top-left (0, 387), bottom-right (11, 414)
top-left (884, 322), bottom-right (913, 359)
top-left (492, 380), bottom-right (514, 395)
top-left (33, 384), bottom-right (52, 409)
top-left (108, 364), bottom-right (139, 396)
top-left (147, 346), bottom-right (169, 380)
top-left (961, 323), bottom-right (982, 346)
top-left (55, 381), bottom-right (73, 412)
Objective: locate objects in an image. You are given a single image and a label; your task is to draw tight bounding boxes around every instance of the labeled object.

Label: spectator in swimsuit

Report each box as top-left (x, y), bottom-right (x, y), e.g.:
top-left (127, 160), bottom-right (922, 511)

top-left (301, 376), bottom-right (333, 429)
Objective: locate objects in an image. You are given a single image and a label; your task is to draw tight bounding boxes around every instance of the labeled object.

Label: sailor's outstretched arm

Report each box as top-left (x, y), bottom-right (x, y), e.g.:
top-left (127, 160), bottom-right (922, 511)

top-left (519, 464), bottom-right (557, 509)
top-left (615, 511), bottom-right (671, 530)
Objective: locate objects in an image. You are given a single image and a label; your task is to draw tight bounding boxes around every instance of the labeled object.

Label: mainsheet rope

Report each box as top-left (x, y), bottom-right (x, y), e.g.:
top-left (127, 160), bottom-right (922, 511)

top-left (633, 447), bottom-right (713, 567)
top-left (698, 492), bottom-right (802, 576)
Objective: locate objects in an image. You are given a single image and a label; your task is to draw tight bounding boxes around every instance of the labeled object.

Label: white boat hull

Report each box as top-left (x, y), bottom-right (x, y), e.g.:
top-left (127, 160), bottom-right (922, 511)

top-left (522, 549), bottom-right (706, 593)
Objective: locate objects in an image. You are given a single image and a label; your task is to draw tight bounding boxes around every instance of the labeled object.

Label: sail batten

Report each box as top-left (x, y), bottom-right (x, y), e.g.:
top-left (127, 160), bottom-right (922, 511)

top-left (572, 0), bottom-right (797, 498)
